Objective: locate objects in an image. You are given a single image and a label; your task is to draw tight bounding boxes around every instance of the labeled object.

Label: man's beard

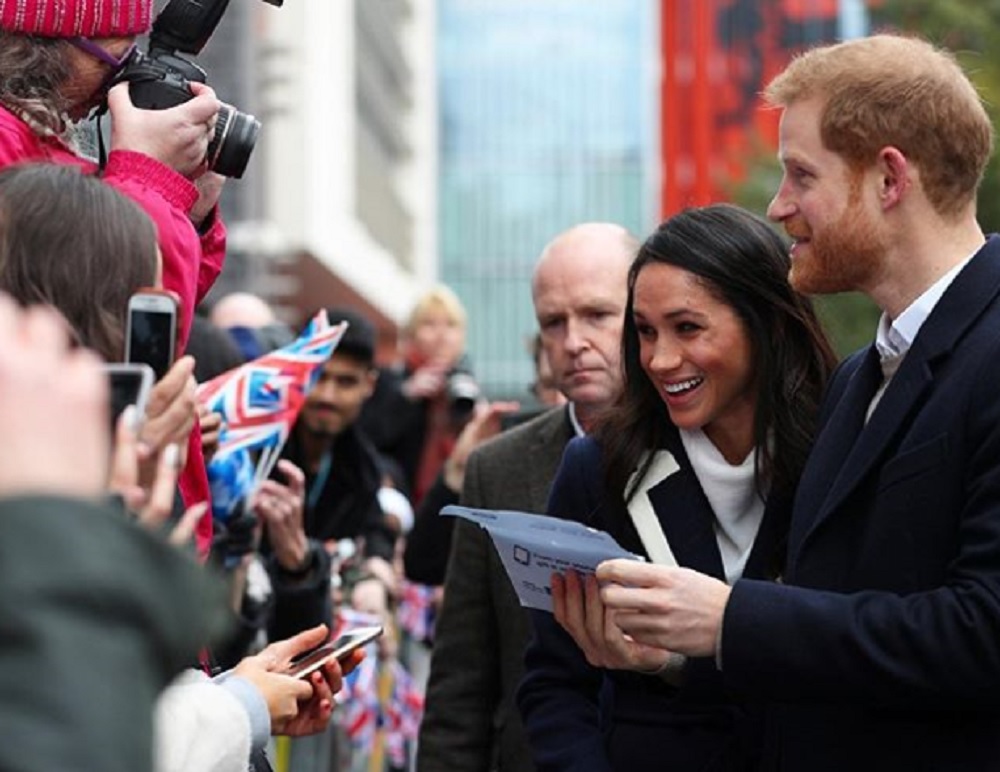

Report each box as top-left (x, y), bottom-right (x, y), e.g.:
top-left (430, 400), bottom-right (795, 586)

top-left (300, 409), bottom-right (344, 441)
top-left (789, 196), bottom-right (888, 296)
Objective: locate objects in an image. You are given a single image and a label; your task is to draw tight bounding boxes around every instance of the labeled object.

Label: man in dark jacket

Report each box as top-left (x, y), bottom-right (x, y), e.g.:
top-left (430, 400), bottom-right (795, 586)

top-left (257, 308), bottom-right (398, 641)
top-left (418, 223), bottom-right (635, 772)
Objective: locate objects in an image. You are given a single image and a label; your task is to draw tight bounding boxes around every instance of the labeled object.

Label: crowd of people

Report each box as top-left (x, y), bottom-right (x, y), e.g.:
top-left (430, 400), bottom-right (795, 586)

top-left (3, 1), bottom-right (1000, 770)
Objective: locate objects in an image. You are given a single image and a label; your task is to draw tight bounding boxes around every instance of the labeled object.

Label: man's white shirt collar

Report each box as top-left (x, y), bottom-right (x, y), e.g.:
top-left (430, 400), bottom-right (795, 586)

top-left (875, 249), bottom-right (977, 360)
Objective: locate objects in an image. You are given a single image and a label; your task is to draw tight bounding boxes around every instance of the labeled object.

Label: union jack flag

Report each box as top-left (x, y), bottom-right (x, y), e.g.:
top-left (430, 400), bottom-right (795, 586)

top-left (397, 580), bottom-right (439, 643)
top-left (335, 656), bottom-right (423, 768)
top-left (334, 647), bottom-right (378, 744)
top-left (197, 311), bottom-right (348, 521)
top-left (331, 607), bottom-right (383, 639)
top-left (383, 661), bottom-right (423, 764)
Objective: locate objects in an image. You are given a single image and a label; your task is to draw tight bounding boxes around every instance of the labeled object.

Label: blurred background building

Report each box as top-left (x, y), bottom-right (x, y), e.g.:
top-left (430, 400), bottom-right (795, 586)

top-left (192, 0), bottom-right (875, 392)
top-left (197, 0), bottom-right (437, 358)
top-left (437, 0), bottom-right (660, 399)
top-left (660, 0), bottom-right (868, 213)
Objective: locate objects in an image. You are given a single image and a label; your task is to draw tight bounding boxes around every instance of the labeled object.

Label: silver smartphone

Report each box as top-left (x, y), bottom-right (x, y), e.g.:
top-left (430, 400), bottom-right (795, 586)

top-left (103, 362), bottom-right (154, 435)
top-left (124, 290), bottom-right (178, 380)
top-left (285, 625), bottom-right (384, 679)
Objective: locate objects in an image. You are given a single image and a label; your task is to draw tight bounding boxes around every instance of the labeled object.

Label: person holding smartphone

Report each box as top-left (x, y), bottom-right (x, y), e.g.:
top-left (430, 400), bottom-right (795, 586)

top-left (0, 162), bottom-right (357, 771)
top-left (0, 294), bottom-right (223, 772)
top-left (0, 162), bottom-right (200, 500)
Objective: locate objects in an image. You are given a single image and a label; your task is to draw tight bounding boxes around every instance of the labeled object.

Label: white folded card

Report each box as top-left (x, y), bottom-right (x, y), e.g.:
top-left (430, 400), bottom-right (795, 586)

top-left (441, 504), bottom-right (643, 613)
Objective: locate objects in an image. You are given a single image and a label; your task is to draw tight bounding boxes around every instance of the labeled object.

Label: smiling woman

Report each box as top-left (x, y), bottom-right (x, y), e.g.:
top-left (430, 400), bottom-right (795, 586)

top-left (606, 204), bottom-right (837, 503)
top-left (516, 203), bottom-right (838, 772)
top-left (633, 262), bottom-right (756, 464)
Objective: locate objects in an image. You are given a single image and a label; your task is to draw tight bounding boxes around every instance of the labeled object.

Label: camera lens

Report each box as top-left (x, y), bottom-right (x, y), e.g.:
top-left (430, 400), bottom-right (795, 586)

top-left (447, 372), bottom-right (480, 418)
top-left (207, 103), bottom-right (261, 179)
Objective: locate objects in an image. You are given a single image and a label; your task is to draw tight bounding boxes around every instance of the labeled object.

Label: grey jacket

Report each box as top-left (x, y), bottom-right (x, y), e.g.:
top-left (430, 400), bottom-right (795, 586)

top-left (418, 406), bottom-right (573, 772)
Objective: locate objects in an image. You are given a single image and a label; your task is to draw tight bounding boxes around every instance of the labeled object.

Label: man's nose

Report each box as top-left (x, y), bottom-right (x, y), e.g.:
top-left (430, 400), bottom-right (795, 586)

top-left (564, 318), bottom-right (589, 354)
top-left (311, 380), bottom-right (336, 401)
top-left (767, 183), bottom-right (794, 222)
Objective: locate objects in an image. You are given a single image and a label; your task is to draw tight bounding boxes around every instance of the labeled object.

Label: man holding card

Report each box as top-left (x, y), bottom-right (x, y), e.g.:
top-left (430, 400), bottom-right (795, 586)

top-left (418, 223), bottom-right (636, 772)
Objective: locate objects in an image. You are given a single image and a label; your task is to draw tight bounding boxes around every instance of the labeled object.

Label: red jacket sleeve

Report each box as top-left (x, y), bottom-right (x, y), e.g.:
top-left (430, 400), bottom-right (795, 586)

top-left (101, 149), bottom-right (205, 352)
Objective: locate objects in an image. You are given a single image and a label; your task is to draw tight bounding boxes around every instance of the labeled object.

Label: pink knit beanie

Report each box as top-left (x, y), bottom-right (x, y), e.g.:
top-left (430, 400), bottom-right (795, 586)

top-left (0, 0), bottom-right (152, 38)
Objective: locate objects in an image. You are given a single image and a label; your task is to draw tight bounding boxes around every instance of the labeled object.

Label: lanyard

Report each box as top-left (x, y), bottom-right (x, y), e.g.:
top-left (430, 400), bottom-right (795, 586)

top-left (307, 450), bottom-right (333, 511)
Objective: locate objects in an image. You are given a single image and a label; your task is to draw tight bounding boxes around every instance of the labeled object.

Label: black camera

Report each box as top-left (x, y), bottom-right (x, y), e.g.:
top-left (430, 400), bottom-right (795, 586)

top-left (113, 0), bottom-right (282, 178)
top-left (446, 370), bottom-right (481, 419)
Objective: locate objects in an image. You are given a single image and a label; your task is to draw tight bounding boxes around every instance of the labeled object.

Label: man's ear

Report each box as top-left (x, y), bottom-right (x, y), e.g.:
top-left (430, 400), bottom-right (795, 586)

top-left (363, 367), bottom-right (378, 398)
top-left (876, 146), bottom-right (910, 210)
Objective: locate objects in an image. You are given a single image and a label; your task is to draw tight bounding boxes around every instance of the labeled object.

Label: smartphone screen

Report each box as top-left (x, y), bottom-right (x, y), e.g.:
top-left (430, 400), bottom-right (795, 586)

top-left (285, 625), bottom-right (383, 679)
top-left (127, 309), bottom-right (174, 379)
top-left (104, 363), bottom-right (154, 436)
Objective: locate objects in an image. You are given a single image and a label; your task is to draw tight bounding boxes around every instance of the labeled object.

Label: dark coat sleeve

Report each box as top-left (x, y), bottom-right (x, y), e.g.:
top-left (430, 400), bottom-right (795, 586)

top-left (516, 438), bottom-right (615, 772)
top-left (0, 495), bottom-right (225, 772)
top-left (417, 450), bottom-right (500, 772)
top-left (722, 340), bottom-right (1000, 709)
top-left (403, 474), bottom-right (459, 585)
top-left (265, 540), bottom-right (333, 642)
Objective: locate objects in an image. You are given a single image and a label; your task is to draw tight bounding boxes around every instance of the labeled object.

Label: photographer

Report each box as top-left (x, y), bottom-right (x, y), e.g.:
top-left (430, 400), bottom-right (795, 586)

top-left (360, 285), bottom-right (480, 509)
top-left (0, 0), bottom-right (227, 554)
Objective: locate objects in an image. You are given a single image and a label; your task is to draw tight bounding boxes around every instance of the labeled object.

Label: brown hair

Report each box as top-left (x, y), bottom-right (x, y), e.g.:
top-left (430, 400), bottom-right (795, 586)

top-left (0, 163), bottom-right (158, 360)
top-left (0, 31), bottom-right (73, 135)
top-left (765, 34), bottom-right (993, 218)
top-left (598, 204), bottom-right (837, 504)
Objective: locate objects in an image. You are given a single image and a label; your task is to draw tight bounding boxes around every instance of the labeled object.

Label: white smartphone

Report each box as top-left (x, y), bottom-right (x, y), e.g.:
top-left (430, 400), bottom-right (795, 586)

top-left (103, 362), bottom-right (154, 436)
top-left (124, 290), bottom-right (178, 380)
top-left (285, 625), bottom-right (384, 680)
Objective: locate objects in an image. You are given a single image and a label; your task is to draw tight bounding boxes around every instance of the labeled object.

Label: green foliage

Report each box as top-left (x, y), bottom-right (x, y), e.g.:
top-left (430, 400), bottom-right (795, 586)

top-left (813, 293), bottom-right (880, 359)
top-left (875, 0), bottom-right (1000, 231)
top-left (729, 0), bottom-right (1000, 359)
top-left (729, 153), bottom-right (880, 360)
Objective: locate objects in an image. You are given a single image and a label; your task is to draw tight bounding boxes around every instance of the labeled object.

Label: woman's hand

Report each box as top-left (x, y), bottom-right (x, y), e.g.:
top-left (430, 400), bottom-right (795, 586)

top-left (108, 405), bottom-right (206, 545)
top-left (596, 561), bottom-right (730, 658)
top-left (240, 624), bottom-right (357, 737)
top-left (233, 656), bottom-right (314, 731)
top-left (137, 356), bottom-right (197, 486)
top-left (198, 405), bottom-right (223, 461)
top-left (0, 301), bottom-right (109, 499)
top-left (553, 569), bottom-right (672, 672)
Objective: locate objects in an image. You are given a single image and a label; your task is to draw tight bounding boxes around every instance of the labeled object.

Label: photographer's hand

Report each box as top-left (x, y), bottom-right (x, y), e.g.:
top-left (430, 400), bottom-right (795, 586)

top-left (401, 362), bottom-right (449, 401)
top-left (190, 171), bottom-right (226, 229)
top-left (107, 81), bottom-right (221, 179)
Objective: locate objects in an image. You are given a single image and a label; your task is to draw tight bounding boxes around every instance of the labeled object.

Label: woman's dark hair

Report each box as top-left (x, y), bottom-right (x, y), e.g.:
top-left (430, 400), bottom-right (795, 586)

top-left (0, 163), bottom-right (158, 361)
top-left (0, 32), bottom-right (74, 135)
top-left (597, 203), bottom-right (837, 503)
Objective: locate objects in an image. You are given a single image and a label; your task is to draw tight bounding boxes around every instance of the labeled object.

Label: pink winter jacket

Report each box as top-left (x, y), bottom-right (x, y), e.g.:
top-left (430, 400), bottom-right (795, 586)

top-left (0, 106), bottom-right (225, 556)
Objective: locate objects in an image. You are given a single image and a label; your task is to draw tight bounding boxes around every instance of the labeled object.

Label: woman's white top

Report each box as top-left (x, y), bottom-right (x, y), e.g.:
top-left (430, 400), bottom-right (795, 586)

top-left (678, 427), bottom-right (765, 584)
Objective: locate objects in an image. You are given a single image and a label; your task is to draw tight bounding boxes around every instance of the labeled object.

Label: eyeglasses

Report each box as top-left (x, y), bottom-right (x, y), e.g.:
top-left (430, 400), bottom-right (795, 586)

top-left (69, 37), bottom-right (138, 89)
